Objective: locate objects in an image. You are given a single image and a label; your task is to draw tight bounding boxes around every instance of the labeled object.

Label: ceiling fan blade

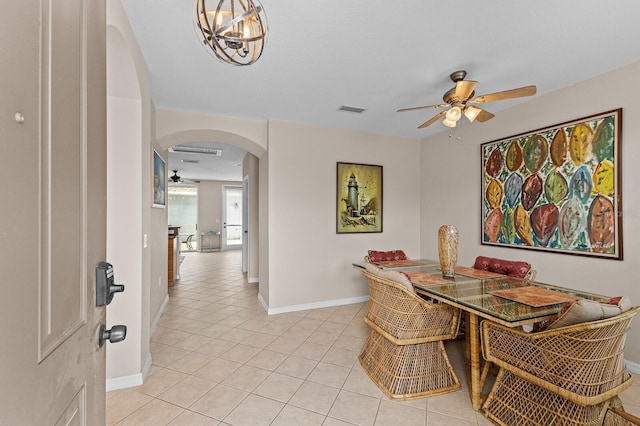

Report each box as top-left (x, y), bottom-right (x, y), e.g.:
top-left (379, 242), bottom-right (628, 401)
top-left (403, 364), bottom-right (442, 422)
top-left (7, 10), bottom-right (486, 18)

top-left (418, 110), bottom-right (447, 129)
top-left (476, 109), bottom-right (495, 122)
top-left (454, 80), bottom-right (477, 100)
top-left (470, 85), bottom-right (537, 104)
top-left (397, 103), bottom-right (447, 113)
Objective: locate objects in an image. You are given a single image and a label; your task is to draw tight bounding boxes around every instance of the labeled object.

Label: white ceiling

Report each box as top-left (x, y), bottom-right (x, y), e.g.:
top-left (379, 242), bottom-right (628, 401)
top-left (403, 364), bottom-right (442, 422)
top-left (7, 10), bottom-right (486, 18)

top-left (122, 0), bottom-right (640, 181)
top-left (167, 142), bottom-right (246, 182)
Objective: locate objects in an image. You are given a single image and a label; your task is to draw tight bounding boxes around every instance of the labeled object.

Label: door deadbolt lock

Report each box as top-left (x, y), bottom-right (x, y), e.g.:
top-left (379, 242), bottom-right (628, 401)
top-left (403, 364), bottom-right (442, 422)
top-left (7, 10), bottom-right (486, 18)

top-left (96, 262), bottom-right (125, 306)
top-left (98, 324), bottom-right (127, 347)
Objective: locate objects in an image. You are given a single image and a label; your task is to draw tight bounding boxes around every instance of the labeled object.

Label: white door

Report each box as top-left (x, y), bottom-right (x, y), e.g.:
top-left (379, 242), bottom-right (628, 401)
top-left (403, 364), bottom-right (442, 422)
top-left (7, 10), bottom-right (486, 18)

top-left (222, 185), bottom-right (243, 250)
top-left (0, 0), bottom-right (108, 424)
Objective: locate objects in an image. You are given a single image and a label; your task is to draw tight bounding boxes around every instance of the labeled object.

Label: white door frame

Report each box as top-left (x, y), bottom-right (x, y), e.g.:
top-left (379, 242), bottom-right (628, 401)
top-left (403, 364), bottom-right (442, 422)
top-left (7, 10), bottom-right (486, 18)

top-left (242, 176), bottom-right (249, 272)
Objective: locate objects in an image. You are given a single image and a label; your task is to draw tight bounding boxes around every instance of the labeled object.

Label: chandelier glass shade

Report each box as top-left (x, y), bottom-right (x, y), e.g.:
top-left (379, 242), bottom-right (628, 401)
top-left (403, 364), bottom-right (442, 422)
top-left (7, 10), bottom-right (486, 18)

top-left (195, 0), bottom-right (268, 66)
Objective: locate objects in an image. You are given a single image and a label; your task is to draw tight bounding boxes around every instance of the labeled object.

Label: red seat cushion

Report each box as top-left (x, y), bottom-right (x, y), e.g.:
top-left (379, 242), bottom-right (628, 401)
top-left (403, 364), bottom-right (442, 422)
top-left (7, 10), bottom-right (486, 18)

top-left (473, 256), bottom-right (531, 278)
top-left (367, 249), bottom-right (408, 262)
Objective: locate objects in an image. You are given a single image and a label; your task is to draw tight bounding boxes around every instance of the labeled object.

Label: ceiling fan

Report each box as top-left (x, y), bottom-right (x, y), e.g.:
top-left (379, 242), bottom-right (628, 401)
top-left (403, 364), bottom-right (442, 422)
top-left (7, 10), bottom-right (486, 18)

top-left (170, 170), bottom-right (183, 183)
top-left (398, 70), bottom-right (536, 129)
top-left (170, 170), bottom-right (199, 184)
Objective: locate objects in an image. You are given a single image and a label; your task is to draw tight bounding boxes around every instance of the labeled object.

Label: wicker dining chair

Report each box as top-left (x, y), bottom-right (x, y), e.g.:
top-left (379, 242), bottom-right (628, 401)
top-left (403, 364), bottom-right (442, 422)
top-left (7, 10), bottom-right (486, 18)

top-left (358, 266), bottom-right (462, 400)
top-left (481, 307), bottom-right (639, 426)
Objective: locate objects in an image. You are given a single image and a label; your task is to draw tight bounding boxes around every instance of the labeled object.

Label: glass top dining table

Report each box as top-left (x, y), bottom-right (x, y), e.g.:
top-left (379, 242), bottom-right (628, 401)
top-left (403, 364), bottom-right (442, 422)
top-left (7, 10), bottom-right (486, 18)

top-left (355, 258), bottom-right (609, 327)
top-left (353, 258), bottom-right (612, 410)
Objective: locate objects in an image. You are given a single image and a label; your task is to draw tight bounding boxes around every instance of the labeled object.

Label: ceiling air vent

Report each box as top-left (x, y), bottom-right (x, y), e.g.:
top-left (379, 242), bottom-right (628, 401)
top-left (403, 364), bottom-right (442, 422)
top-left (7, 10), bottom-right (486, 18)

top-left (338, 105), bottom-right (366, 114)
top-left (169, 146), bottom-right (222, 156)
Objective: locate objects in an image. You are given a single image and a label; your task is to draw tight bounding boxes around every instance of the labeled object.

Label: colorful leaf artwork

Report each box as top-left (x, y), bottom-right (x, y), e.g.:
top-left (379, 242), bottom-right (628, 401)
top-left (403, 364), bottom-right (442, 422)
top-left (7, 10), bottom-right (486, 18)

top-left (569, 165), bottom-right (593, 204)
top-left (550, 128), bottom-right (568, 167)
top-left (592, 160), bottom-right (614, 196)
top-left (522, 174), bottom-right (543, 211)
top-left (531, 203), bottom-right (559, 247)
top-left (587, 195), bottom-right (615, 253)
top-left (559, 198), bottom-right (585, 247)
top-left (486, 179), bottom-right (503, 209)
top-left (485, 208), bottom-right (502, 242)
top-left (504, 173), bottom-right (523, 209)
top-left (592, 117), bottom-right (614, 162)
top-left (523, 135), bottom-right (547, 173)
top-left (486, 148), bottom-right (503, 178)
top-left (514, 205), bottom-right (533, 246)
top-left (544, 170), bottom-right (568, 204)
top-left (481, 110), bottom-right (621, 258)
top-left (569, 123), bottom-right (594, 166)
top-left (505, 140), bottom-right (523, 171)
top-left (501, 207), bottom-right (515, 244)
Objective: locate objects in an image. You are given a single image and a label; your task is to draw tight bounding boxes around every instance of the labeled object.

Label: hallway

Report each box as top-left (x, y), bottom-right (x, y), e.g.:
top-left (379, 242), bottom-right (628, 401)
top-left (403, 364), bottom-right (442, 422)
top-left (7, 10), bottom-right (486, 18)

top-left (106, 251), bottom-right (640, 425)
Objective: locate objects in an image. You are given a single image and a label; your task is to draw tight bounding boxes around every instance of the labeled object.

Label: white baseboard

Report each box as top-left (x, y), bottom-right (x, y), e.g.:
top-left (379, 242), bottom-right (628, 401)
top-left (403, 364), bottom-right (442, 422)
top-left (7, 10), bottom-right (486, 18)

top-left (248, 277), bottom-right (259, 284)
top-left (265, 295), bottom-right (370, 315)
top-left (150, 294), bottom-right (169, 337)
top-left (106, 295), bottom-right (167, 393)
top-left (141, 353), bottom-right (152, 380)
top-left (258, 292), bottom-right (268, 312)
top-left (106, 354), bottom-right (151, 392)
top-left (626, 359), bottom-right (640, 375)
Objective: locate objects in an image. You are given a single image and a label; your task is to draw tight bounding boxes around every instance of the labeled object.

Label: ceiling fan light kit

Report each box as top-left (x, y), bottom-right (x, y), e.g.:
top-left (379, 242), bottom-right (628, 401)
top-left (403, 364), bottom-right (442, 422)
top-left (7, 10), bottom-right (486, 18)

top-left (445, 105), bottom-right (462, 122)
top-left (463, 105), bottom-right (481, 123)
top-left (195, 0), bottom-right (268, 66)
top-left (398, 70), bottom-right (536, 129)
top-left (442, 118), bottom-right (457, 128)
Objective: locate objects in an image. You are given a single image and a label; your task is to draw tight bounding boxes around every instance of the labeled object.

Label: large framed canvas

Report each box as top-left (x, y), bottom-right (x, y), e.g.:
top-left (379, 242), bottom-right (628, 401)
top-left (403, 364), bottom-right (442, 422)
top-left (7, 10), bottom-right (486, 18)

top-left (152, 148), bottom-right (166, 208)
top-left (336, 162), bottom-right (383, 234)
top-left (481, 109), bottom-right (622, 259)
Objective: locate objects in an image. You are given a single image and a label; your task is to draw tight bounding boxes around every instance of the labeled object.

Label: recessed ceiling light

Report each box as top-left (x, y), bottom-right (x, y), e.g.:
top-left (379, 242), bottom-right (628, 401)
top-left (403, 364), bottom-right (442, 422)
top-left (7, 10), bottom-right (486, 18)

top-left (169, 146), bottom-right (222, 156)
top-left (181, 159), bottom-right (200, 164)
top-left (338, 105), bottom-right (366, 114)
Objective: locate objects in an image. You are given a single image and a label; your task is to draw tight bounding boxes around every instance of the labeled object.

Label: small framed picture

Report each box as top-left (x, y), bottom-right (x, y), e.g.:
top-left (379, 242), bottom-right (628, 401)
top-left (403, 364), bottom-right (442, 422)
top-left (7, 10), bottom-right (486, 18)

top-left (152, 148), bottom-right (166, 208)
top-left (336, 162), bottom-right (383, 234)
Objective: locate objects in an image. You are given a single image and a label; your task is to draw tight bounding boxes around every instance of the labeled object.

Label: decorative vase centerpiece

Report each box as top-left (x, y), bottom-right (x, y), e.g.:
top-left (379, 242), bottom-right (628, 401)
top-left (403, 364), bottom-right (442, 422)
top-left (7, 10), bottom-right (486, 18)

top-left (438, 225), bottom-right (459, 277)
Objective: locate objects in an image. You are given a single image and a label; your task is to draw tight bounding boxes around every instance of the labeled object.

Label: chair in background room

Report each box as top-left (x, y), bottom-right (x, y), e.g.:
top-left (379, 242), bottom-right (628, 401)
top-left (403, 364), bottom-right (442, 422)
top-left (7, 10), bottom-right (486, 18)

top-left (481, 306), bottom-right (639, 426)
top-left (184, 234), bottom-right (194, 251)
top-left (357, 263), bottom-right (461, 400)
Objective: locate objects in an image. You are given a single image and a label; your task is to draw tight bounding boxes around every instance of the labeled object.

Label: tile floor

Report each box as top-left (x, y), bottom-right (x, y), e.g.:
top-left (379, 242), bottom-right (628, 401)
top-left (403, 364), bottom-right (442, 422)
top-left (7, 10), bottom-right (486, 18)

top-left (107, 250), bottom-right (640, 425)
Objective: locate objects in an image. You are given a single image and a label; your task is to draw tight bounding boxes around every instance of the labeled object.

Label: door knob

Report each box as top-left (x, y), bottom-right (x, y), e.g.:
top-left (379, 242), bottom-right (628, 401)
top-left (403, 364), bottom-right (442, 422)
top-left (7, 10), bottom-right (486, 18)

top-left (98, 324), bottom-right (127, 347)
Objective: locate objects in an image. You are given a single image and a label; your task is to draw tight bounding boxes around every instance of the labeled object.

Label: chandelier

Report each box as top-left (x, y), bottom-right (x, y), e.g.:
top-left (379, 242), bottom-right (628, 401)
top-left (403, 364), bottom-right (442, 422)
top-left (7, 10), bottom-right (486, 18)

top-left (195, 0), bottom-right (268, 66)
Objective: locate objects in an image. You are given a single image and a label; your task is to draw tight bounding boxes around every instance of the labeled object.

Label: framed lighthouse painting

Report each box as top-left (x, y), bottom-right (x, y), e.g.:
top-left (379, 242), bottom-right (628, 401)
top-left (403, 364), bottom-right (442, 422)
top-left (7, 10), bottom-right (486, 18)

top-left (336, 162), bottom-right (383, 234)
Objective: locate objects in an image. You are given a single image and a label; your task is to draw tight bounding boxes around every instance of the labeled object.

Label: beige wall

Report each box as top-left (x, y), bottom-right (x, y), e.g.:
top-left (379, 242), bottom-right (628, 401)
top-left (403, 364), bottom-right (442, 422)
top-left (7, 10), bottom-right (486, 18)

top-left (106, 95), bottom-right (143, 379)
top-left (420, 60), bottom-right (640, 368)
top-left (106, 0), bottom-right (162, 389)
top-left (197, 180), bottom-right (242, 239)
top-left (198, 181), bottom-right (223, 236)
top-left (259, 150), bottom-right (270, 306)
top-left (264, 121), bottom-right (421, 310)
top-left (154, 108), bottom-right (267, 157)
